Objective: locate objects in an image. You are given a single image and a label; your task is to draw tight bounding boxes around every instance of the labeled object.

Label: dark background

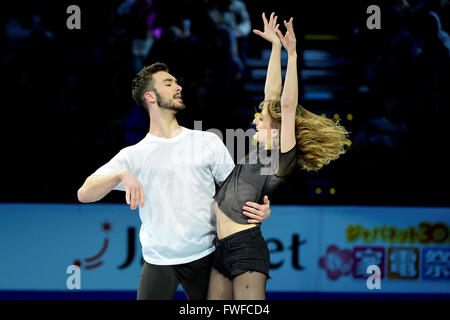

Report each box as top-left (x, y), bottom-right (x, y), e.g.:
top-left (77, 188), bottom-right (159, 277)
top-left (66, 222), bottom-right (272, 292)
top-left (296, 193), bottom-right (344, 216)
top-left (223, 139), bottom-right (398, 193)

top-left (1, 0), bottom-right (449, 207)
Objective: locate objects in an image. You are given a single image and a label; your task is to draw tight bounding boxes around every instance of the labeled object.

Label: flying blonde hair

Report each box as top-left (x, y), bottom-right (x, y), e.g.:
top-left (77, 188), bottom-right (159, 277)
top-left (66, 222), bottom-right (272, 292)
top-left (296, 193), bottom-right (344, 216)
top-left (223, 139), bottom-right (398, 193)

top-left (260, 98), bottom-right (349, 171)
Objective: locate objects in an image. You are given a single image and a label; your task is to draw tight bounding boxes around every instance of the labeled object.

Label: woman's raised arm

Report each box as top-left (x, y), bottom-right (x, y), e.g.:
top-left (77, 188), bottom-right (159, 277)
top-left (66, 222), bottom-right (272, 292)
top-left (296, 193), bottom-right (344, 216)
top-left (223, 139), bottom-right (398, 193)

top-left (277, 18), bottom-right (298, 152)
top-left (253, 12), bottom-right (282, 100)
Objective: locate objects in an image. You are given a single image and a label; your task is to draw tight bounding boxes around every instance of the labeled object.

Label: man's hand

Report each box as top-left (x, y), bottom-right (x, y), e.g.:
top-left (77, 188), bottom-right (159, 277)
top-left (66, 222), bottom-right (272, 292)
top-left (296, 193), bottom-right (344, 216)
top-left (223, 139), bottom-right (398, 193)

top-left (119, 169), bottom-right (145, 210)
top-left (242, 195), bottom-right (271, 224)
top-left (253, 12), bottom-right (281, 46)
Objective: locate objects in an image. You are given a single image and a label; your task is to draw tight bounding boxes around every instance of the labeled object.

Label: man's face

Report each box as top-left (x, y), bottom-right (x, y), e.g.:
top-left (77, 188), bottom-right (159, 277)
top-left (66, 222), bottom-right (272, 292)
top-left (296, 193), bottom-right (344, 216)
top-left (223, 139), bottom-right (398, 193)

top-left (151, 71), bottom-right (185, 112)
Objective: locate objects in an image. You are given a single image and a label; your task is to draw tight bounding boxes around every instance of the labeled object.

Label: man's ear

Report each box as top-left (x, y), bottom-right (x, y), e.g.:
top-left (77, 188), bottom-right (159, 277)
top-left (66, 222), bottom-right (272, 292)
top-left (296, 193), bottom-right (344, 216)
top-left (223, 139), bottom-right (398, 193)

top-left (145, 91), bottom-right (156, 104)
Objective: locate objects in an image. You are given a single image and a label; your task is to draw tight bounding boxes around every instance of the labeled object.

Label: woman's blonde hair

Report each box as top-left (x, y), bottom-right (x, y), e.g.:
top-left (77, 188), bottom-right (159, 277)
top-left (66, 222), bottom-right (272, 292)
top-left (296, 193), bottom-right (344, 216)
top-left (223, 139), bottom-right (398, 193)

top-left (259, 98), bottom-right (349, 171)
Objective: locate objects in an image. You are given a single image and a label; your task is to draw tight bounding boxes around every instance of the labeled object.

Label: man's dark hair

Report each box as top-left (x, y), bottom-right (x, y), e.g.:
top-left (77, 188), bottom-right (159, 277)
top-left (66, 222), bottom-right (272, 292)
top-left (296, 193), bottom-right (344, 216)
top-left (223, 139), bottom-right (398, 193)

top-left (131, 62), bottom-right (169, 112)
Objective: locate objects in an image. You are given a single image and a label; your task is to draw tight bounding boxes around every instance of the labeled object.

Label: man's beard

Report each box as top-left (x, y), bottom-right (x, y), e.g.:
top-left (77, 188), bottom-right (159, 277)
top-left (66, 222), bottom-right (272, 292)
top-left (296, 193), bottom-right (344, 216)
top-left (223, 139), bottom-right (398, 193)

top-left (155, 91), bottom-right (185, 112)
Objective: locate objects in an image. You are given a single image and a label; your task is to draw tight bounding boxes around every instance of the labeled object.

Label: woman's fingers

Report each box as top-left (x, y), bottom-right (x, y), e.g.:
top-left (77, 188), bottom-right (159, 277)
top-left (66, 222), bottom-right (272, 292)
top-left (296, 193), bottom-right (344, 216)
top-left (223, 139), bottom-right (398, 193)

top-left (262, 12), bottom-right (268, 25)
top-left (268, 12), bottom-right (274, 25)
top-left (276, 28), bottom-right (285, 42)
top-left (255, 12), bottom-right (284, 43)
top-left (286, 18), bottom-right (294, 34)
top-left (284, 18), bottom-right (293, 33)
top-left (253, 29), bottom-right (264, 37)
top-left (269, 12), bottom-right (278, 28)
top-left (289, 18), bottom-right (294, 33)
top-left (276, 28), bottom-right (283, 38)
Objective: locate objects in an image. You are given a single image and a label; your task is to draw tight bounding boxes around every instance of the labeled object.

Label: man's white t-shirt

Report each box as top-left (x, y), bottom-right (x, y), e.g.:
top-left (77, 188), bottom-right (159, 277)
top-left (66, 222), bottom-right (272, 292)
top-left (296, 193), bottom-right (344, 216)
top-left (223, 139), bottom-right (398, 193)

top-left (92, 127), bottom-right (235, 265)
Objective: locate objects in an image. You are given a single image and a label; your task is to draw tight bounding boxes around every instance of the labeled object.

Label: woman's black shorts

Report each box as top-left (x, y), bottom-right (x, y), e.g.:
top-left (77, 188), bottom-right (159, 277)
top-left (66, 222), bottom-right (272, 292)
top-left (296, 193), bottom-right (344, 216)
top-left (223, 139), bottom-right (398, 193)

top-left (212, 227), bottom-right (270, 280)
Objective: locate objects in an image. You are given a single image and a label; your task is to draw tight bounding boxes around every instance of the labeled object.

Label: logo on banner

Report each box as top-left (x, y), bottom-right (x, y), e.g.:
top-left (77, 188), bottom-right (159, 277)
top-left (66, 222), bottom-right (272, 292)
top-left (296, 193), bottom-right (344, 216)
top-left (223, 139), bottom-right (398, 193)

top-left (318, 245), bottom-right (353, 280)
top-left (72, 222), bottom-right (141, 270)
top-left (73, 221), bottom-right (112, 270)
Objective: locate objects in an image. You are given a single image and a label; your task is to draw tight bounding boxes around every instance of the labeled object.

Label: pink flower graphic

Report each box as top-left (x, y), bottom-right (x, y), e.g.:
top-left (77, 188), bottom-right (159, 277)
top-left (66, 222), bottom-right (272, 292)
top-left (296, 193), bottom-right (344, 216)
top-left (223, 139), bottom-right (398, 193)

top-left (319, 245), bottom-right (353, 280)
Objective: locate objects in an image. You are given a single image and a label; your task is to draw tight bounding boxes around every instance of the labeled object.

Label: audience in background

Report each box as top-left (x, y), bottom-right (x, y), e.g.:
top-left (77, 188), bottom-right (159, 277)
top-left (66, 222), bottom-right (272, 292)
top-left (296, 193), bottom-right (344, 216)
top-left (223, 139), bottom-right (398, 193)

top-left (0, 0), bottom-right (448, 205)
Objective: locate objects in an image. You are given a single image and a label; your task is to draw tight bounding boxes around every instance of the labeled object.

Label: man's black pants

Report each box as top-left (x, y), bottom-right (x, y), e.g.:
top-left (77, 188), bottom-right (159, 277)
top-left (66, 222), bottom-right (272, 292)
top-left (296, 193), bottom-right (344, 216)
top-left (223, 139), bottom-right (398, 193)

top-left (137, 253), bottom-right (213, 300)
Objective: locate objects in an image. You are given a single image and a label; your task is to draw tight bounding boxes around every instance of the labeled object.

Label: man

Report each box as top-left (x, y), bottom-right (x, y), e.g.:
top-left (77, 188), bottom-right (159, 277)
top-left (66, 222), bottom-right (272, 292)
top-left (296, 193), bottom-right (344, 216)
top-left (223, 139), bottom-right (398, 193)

top-left (77, 62), bottom-right (271, 300)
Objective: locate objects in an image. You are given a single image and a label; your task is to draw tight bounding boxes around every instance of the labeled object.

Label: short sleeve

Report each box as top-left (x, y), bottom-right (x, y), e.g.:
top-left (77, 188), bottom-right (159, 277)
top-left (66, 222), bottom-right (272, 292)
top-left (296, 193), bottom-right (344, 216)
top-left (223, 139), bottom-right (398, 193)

top-left (91, 149), bottom-right (130, 191)
top-left (275, 146), bottom-right (297, 177)
top-left (208, 134), bottom-right (235, 183)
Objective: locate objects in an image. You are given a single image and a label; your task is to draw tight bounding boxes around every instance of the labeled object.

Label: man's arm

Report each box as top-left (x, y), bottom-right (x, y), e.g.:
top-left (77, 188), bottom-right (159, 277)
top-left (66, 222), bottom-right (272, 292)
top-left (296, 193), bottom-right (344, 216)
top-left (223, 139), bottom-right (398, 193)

top-left (78, 169), bottom-right (145, 210)
top-left (77, 170), bottom-right (124, 203)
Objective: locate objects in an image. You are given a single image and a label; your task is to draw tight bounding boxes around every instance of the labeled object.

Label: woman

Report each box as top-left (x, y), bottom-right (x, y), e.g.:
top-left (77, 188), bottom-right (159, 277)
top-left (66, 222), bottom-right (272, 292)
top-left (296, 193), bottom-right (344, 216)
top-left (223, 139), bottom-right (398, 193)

top-left (207, 12), bottom-right (348, 300)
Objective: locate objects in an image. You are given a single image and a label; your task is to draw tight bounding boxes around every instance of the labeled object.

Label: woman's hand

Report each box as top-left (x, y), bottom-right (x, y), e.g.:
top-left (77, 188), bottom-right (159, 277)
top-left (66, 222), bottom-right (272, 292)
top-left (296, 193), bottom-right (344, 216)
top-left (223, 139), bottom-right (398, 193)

top-left (253, 12), bottom-right (281, 46)
top-left (277, 17), bottom-right (297, 55)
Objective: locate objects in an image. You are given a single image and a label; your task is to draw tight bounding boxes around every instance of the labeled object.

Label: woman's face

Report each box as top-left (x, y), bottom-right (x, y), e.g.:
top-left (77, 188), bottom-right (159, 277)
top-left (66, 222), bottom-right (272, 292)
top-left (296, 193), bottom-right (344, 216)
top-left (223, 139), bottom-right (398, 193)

top-left (252, 106), bottom-right (274, 147)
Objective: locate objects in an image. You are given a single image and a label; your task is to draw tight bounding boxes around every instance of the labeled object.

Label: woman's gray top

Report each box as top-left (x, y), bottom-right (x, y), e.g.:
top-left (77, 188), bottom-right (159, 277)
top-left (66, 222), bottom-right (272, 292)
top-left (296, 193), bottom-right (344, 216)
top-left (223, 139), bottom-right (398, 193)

top-left (214, 145), bottom-right (298, 225)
